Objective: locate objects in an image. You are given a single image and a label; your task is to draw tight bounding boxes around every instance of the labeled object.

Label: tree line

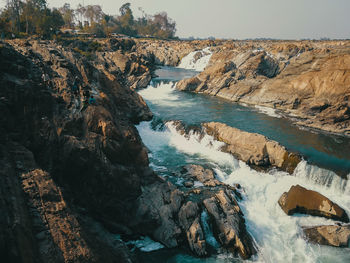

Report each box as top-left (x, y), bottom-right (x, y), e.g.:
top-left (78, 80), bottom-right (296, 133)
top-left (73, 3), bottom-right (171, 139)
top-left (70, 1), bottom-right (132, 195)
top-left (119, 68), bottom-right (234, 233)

top-left (0, 1), bottom-right (177, 39)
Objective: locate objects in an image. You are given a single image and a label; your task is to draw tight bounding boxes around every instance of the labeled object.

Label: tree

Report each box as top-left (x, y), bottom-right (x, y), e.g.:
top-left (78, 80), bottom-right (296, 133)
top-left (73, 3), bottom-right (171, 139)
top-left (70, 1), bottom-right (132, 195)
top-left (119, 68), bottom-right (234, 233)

top-left (59, 3), bottom-right (75, 28)
top-left (76, 4), bottom-right (86, 28)
top-left (119, 3), bottom-right (131, 16)
top-left (153, 12), bottom-right (176, 38)
top-left (118, 2), bottom-right (135, 35)
top-left (84, 5), bottom-right (103, 26)
top-left (5, 0), bottom-right (22, 33)
top-left (36, 8), bottom-right (64, 37)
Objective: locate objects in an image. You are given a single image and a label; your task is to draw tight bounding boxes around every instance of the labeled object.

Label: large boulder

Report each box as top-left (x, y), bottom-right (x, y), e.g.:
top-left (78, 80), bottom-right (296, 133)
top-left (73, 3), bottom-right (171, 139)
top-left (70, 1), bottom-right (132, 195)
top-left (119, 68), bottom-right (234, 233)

top-left (303, 224), bottom-right (350, 247)
top-left (278, 185), bottom-right (349, 222)
top-left (202, 122), bottom-right (301, 173)
top-left (203, 189), bottom-right (256, 259)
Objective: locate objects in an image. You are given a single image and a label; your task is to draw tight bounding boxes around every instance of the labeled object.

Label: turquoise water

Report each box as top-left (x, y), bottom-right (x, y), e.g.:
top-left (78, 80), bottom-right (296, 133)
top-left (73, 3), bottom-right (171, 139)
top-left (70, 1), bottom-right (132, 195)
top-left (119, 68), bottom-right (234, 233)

top-left (149, 67), bottom-right (350, 176)
top-left (135, 66), bottom-right (350, 263)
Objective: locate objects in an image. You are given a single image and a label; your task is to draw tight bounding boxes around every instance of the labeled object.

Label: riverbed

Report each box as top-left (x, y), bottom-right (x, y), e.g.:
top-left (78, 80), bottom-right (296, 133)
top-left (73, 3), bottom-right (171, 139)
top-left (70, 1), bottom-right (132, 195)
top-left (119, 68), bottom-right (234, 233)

top-left (134, 55), bottom-right (350, 262)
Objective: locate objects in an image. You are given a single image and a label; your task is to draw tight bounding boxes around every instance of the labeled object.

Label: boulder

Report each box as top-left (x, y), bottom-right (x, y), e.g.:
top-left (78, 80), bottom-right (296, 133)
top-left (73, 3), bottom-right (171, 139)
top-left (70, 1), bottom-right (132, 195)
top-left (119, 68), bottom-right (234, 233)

top-left (203, 189), bottom-right (256, 259)
top-left (181, 164), bottom-right (223, 187)
top-left (303, 224), bottom-right (350, 247)
top-left (187, 218), bottom-right (207, 257)
top-left (278, 185), bottom-right (349, 222)
top-left (202, 122), bottom-right (301, 173)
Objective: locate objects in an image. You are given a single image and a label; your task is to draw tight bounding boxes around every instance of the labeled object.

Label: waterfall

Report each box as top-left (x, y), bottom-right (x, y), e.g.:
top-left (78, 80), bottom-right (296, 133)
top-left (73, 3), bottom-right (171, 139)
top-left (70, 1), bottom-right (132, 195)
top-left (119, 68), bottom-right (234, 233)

top-left (201, 209), bottom-right (220, 249)
top-left (177, 47), bottom-right (213, 71)
top-left (136, 66), bottom-right (350, 262)
top-left (294, 160), bottom-right (350, 194)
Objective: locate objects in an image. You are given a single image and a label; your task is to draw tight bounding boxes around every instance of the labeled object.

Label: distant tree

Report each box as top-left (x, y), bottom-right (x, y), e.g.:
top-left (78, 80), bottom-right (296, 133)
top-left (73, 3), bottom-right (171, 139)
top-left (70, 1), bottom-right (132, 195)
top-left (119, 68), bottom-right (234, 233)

top-left (84, 5), bottom-right (103, 26)
top-left (0, 8), bottom-right (11, 35)
top-left (36, 8), bottom-right (64, 37)
top-left (153, 12), bottom-right (176, 38)
top-left (5, 0), bottom-right (22, 33)
top-left (118, 2), bottom-right (135, 35)
top-left (76, 4), bottom-right (86, 27)
top-left (89, 22), bottom-right (105, 38)
top-left (119, 3), bottom-right (131, 16)
top-left (59, 3), bottom-right (75, 28)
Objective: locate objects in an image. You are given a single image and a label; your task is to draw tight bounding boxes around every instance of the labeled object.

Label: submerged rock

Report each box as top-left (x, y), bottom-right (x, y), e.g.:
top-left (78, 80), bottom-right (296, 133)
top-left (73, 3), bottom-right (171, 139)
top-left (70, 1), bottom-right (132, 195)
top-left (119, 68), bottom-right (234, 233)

top-left (202, 122), bottom-right (301, 173)
top-left (278, 185), bottom-right (349, 222)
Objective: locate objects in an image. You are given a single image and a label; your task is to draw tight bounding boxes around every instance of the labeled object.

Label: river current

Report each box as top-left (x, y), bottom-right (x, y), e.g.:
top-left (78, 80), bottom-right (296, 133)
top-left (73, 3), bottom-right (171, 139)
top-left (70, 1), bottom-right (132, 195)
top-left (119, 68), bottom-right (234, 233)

top-left (134, 49), bottom-right (350, 263)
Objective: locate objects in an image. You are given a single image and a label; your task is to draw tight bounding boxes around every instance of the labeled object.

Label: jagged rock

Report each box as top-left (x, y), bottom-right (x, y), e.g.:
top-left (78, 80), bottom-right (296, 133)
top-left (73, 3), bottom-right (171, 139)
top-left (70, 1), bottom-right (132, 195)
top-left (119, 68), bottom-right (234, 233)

top-left (303, 224), bottom-right (350, 247)
top-left (182, 164), bottom-right (223, 187)
top-left (187, 218), bottom-right (207, 257)
top-left (203, 189), bottom-right (256, 259)
top-left (278, 185), bottom-right (349, 222)
top-left (132, 181), bottom-right (184, 248)
top-left (202, 122), bottom-right (301, 173)
top-left (0, 39), bottom-right (155, 262)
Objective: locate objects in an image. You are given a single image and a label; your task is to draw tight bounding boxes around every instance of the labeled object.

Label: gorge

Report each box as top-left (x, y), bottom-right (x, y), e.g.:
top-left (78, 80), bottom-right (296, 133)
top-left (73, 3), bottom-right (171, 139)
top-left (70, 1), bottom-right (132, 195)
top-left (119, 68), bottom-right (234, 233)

top-left (1, 37), bottom-right (350, 263)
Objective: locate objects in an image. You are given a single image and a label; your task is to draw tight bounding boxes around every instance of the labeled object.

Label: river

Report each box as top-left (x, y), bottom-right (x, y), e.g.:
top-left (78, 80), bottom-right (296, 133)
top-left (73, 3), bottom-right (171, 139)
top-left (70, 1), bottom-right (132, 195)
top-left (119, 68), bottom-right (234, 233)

top-left (134, 49), bottom-right (350, 263)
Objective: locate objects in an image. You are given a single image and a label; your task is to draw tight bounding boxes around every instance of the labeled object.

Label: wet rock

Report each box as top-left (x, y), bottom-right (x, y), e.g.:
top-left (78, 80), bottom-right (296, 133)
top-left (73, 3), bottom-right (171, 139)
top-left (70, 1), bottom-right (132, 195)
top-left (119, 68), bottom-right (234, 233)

top-left (203, 189), bottom-right (256, 259)
top-left (187, 218), bottom-right (207, 257)
top-left (182, 164), bottom-right (223, 187)
top-left (203, 122), bottom-right (301, 173)
top-left (178, 202), bottom-right (207, 256)
top-left (132, 181), bottom-right (184, 248)
top-left (303, 224), bottom-right (350, 247)
top-left (278, 185), bottom-right (349, 222)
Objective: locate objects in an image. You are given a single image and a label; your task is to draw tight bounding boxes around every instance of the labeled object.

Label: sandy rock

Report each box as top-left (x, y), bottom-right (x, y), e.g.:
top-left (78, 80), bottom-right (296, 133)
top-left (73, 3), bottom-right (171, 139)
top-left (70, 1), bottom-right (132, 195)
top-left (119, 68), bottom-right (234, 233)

top-left (303, 224), bottom-right (350, 247)
top-left (278, 185), bottom-right (349, 222)
top-left (203, 122), bottom-right (300, 173)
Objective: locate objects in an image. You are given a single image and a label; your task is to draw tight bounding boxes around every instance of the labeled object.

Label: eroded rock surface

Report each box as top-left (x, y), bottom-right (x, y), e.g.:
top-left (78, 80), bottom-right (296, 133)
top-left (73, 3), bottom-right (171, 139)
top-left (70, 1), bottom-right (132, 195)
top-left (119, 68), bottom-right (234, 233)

top-left (172, 40), bottom-right (350, 136)
top-left (303, 224), bottom-right (350, 247)
top-left (278, 185), bottom-right (349, 222)
top-left (203, 122), bottom-right (301, 173)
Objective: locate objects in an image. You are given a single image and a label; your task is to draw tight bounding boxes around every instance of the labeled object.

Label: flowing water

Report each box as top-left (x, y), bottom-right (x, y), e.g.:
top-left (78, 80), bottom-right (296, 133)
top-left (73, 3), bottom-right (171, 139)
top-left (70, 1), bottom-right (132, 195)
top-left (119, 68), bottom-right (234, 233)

top-left (135, 50), bottom-right (350, 262)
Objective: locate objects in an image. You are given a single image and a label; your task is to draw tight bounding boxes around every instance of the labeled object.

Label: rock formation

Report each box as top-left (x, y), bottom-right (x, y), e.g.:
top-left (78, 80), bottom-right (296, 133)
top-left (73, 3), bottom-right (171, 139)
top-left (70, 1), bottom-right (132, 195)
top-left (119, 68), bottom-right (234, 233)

top-left (278, 185), bottom-right (349, 222)
top-left (303, 224), bottom-right (350, 247)
top-left (130, 164), bottom-right (256, 259)
top-left (0, 38), bottom-right (258, 262)
top-left (0, 38), bottom-right (154, 262)
top-left (203, 122), bottom-right (301, 173)
top-left (173, 40), bottom-right (350, 136)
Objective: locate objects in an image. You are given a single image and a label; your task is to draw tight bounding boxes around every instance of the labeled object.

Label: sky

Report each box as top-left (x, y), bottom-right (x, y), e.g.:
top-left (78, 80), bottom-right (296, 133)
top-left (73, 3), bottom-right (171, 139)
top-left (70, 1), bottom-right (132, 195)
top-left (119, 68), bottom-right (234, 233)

top-left (1, 0), bottom-right (350, 39)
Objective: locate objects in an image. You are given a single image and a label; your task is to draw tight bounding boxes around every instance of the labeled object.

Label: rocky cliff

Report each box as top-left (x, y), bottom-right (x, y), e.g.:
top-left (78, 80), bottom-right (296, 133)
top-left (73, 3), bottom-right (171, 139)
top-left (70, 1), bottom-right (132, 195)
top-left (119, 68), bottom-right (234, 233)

top-left (0, 38), bottom-right (155, 262)
top-left (0, 38), bottom-right (258, 262)
top-left (173, 40), bottom-right (350, 136)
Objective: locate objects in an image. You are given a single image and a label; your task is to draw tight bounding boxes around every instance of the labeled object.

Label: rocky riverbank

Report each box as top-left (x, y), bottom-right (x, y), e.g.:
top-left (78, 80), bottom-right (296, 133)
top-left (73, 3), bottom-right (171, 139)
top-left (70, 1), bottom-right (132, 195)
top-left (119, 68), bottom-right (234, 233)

top-left (160, 40), bottom-right (350, 136)
top-left (0, 38), bottom-right (259, 262)
top-left (2, 37), bottom-right (350, 262)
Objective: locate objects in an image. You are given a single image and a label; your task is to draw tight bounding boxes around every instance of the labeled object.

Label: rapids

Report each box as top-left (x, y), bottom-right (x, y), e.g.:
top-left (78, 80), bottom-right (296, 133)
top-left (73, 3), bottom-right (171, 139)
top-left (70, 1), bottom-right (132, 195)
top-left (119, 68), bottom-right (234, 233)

top-left (136, 48), bottom-right (350, 262)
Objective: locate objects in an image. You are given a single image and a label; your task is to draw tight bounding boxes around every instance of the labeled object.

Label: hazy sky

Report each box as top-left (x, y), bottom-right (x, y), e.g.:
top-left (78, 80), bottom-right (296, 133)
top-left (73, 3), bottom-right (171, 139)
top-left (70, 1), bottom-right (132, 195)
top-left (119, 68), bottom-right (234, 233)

top-left (2, 0), bottom-right (350, 39)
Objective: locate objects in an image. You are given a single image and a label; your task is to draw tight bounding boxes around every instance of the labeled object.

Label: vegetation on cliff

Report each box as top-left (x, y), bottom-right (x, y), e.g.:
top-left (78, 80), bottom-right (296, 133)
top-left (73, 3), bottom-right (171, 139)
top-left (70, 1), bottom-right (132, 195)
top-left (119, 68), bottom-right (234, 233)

top-left (0, 1), bottom-right (177, 39)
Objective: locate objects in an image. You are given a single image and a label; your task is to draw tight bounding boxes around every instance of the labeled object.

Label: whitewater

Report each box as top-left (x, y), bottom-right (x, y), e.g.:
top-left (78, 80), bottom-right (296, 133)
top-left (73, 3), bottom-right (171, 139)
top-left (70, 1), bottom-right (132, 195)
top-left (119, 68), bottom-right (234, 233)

top-left (135, 48), bottom-right (350, 262)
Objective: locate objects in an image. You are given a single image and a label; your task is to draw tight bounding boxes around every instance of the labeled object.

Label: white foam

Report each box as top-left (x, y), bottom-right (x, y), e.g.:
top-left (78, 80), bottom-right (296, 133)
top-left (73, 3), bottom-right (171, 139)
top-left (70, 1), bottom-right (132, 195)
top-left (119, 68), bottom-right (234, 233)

top-left (255, 105), bottom-right (281, 118)
top-left (201, 210), bottom-right (220, 249)
top-left (223, 161), bottom-right (350, 263)
top-left (177, 47), bottom-right (212, 72)
top-left (165, 121), bottom-right (239, 169)
top-left (127, 236), bottom-right (164, 252)
top-left (136, 121), bottom-right (350, 262)
top-left (138, 81), bottom-right (193, 107)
